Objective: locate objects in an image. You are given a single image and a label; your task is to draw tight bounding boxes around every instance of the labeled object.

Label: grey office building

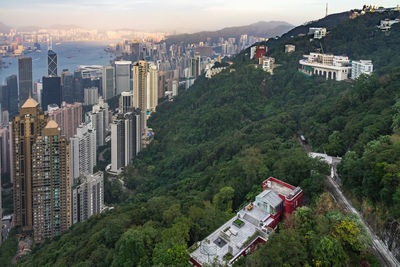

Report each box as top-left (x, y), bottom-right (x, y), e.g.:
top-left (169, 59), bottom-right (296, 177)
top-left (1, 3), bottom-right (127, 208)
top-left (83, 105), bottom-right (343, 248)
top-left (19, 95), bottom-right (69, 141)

top-left (18, 57), bottom-right (32, 107)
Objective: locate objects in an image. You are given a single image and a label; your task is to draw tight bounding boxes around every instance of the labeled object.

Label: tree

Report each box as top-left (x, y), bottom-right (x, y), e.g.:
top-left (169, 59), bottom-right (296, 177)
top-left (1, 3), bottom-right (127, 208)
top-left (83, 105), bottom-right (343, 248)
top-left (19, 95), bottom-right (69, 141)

top-left (311, 236), bottom-right (348, 267)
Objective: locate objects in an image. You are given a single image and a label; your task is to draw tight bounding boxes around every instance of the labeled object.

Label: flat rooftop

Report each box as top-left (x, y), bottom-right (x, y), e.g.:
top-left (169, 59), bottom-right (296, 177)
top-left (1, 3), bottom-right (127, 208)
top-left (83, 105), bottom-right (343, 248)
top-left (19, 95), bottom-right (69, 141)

top-left (190, 203), bottom-right (271, 266)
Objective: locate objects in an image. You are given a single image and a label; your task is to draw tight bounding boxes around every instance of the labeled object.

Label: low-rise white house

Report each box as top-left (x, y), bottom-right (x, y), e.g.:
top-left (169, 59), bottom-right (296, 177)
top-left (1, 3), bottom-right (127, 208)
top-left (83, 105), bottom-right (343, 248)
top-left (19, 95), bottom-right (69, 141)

top-left (351, 60), bottom-right (373, 80)
top-left (308, 27), bottom-right (327, 39)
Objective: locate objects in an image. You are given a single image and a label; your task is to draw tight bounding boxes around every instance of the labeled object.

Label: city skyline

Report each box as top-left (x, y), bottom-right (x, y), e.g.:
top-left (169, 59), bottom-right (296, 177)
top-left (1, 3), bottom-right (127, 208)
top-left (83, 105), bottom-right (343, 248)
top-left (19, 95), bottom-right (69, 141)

top-left (1, 0), bottom-right (399, 32)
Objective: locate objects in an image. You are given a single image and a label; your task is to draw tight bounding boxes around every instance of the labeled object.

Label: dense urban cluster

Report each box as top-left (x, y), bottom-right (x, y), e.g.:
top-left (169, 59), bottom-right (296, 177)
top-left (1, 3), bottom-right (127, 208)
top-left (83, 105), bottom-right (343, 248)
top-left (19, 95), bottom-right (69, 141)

top-left (0, 3), bottom-right (399, 267)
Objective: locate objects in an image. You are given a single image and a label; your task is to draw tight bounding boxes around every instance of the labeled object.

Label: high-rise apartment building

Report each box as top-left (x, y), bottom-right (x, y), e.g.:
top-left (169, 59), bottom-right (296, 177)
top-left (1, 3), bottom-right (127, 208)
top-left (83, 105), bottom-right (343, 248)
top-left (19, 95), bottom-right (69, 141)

top-left (115, 61), bottom-right (131, 95)
top-left (87, 98), bottom-right (109, 147)
top-left (147, 64), bottom-right (158, 111)
top-left (47, 50), bottom-right (58, 76)
top-left (12, 98), bottom-right (49, 232)
top-left (18, 57), bottom-right (32, 107)
top-left (42, 76), bottom-right (62, 111)
top-left (31, 120), bottom-right (71, 243)
top-left (119, 91), bottom-right (133, 113)
top-left (70, 122), bottom-right (96, 182)
top-left (102, 66), bottom-right (115, 100)
top-left (72, 171), bottom-right (104, 224)
top-left (133, 60), bottom-right (147, 132)
top-left (84, 87), bottom-right (99, 106)
top-left (190, 55), bottom-right (201, 78)
top-left (48, 102), bottom-right (82, 139)
top-left (110, 111), bottom-right (141, 173)
top-left (12, 99), bottom-right (71, 242)
top-left (0, 126), bottom-right (10, 174)
top-left (4, 75), bottom-right (19, 117)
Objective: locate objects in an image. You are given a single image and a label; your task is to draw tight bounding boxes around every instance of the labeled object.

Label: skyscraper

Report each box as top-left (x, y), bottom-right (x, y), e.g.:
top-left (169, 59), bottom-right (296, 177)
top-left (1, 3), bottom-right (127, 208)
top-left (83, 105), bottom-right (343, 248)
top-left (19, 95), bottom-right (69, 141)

top-left (31, 120), bottom-right (71, 243)
top-left (18, 57), bottom-right (32, 107)
top-left (48, 101), bottom-right (83, 139)
top-left (147, 64), bottom-right (158, 112)
top-left (61, 70), bottom-right (74, 103)
top-left (70, 122), bottom-right (96, 182)
top-left (47, 50), bottom-right (58, 76)
top-left (72, 171), bottom-right (104, 224)
top-left (110, 111), bottom-right (141, 173)
top-left (86, 98), bottom-right (109, 147)
top-left (102, 66), bottom-right (115, 100)
top-left (42, 76), bottom-right (62, 111)
top-left (12, 97), bottom-right (48, 232)
top-left (4, 75), bottom-right (19, 117)
top-left (115, 61), bottom-right (131, 95)
top-left (190, 55), bottom-right (201, 78)
top-left (84, 87), bottom-right (99, 105)
top-left (119, 91), bottom-right (133, 113)
top-left (133, 60), bottom-right (147, 132)
top-left (73, 70), bottom-right (84, 103)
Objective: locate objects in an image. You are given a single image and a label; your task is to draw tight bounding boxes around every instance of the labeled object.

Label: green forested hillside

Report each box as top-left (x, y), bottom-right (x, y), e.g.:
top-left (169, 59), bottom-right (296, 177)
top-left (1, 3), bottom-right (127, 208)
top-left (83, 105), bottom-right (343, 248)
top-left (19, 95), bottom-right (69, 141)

top-left (11, 10), bottom-right (400, 267)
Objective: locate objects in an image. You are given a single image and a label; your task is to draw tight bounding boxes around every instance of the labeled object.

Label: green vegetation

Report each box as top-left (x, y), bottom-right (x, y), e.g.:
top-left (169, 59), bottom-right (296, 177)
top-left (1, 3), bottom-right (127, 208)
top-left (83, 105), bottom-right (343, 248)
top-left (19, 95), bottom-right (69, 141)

top-left (236, 194), bottom-right (377, 267)
top-left (14, 10), bottom-right (400, 266)
top-left (233, 219), bottom-right (244, 227)
top-left (0, 228), bottom-right (18, 266)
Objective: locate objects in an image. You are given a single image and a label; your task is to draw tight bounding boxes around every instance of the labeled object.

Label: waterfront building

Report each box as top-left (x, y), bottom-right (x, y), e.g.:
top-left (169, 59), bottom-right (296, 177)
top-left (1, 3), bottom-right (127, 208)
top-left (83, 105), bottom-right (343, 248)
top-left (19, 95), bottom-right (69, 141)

top-left (351, 60), bottom-right (373, 80)
top-left (18, 57), bottom-right (32, 107)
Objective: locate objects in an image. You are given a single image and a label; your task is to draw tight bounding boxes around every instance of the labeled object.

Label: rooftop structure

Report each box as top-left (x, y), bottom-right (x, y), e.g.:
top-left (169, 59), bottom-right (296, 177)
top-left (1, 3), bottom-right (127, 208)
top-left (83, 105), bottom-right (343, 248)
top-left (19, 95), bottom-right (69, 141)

top-left (259, 57), bottom-right (275, 74)
top-left (378, 19), bottom-right (400, 31)
top-left (308, 27), bottom-right (326, 39)
top-left (190, 177), bottom-right (302, 266)
top-left (285, 44), bottom-right (295, 53)
top-left (299, 53), bottom-right (352, 81)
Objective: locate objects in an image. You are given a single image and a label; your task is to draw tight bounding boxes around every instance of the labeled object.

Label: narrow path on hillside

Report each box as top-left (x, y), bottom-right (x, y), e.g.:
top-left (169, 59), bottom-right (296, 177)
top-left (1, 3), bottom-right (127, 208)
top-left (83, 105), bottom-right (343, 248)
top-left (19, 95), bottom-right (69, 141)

top-left (327, 173), bottom-right (399, 267)
top-left (300, 133), bottom-right (399, 266)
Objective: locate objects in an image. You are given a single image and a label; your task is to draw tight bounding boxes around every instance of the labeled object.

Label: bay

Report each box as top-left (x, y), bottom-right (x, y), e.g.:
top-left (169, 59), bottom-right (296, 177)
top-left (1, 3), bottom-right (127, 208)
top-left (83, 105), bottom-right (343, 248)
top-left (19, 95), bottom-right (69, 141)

top-left (0, 41), bottom-right (113, 84)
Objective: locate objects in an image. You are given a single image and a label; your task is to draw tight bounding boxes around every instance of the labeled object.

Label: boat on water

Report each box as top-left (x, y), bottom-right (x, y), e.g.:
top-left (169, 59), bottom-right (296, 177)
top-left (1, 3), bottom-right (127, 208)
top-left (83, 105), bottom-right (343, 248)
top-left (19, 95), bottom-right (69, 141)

top-left (66, 56), bottom-right (72, 59)
top-left (56, 42), bottom-right (61, 45)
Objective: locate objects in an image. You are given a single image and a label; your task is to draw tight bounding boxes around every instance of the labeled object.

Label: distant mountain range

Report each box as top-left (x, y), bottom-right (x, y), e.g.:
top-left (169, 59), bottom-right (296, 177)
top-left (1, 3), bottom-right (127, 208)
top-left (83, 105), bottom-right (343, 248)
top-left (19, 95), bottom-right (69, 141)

top-left (0, 22), bottom-right (11, 34)
top-left (165, 21), bottom-right (294, 45)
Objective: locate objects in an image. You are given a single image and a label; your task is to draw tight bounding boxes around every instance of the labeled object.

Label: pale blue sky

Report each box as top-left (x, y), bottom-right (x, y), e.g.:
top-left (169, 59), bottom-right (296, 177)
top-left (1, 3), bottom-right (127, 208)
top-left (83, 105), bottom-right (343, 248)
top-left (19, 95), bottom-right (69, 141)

top-left (0, 0), bottom-right (399, 32)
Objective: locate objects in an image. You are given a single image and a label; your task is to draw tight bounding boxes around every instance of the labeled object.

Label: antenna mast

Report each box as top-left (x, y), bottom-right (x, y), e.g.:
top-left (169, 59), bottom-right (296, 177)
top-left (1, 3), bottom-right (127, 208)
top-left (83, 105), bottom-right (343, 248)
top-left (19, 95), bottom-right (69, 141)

top-left (326, 3), bottom-right (328, 17)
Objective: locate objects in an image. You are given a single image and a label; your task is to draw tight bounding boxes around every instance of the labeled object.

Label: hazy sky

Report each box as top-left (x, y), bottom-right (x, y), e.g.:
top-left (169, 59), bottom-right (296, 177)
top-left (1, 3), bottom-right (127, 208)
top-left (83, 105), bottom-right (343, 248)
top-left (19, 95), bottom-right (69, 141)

top-left (0, 0), bottom-right (399, 32)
